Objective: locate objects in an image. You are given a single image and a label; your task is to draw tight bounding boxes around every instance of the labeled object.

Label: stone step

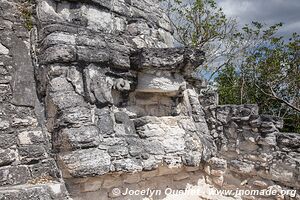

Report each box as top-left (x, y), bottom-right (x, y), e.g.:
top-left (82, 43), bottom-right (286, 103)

top-left (0, 182), bottom-right (70, 200)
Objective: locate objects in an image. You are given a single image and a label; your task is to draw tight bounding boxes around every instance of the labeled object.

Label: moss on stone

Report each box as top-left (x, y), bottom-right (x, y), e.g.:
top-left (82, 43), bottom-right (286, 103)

top-left (18, 0), bottom-right (35, 31)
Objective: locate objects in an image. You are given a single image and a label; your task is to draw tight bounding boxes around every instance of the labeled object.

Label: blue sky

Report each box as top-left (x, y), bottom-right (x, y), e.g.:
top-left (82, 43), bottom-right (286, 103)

top-left (217, 0), bottom-right (300, 37)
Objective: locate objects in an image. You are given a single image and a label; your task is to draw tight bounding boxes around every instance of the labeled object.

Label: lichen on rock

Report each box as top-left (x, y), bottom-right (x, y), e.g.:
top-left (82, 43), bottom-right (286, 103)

top-left (0, 0), bottom-right (299, 200)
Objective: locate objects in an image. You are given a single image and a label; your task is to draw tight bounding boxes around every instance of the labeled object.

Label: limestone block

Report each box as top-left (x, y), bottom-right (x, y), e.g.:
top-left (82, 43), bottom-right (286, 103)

top-left (11, 117), bottom-right (37, 127)
top-left (18, 129), bottom-right (45, 145)
top-left (127, 21), bottom-right (151, 36)
top-left (0, 183), bottom-right (70, 200)
top-left (29, 158), bottom-right (59, 179)
top-left (142, 156), bottom-right (160, 171)
top-left (0, 135), bottom-right (16, 149)
top-left (83, 6), bottom-right (126, 32)
top-left (257, 133), bottom-right (277, 146)
top-left (39, 45), bottom-right (76, 64)
top-left (229, 160), bottom-right (255, 175)
top-left (0, 43), bottom-right (9, 55)
top-left (37, 0), bottom-right (63, 23)
top-left (108, 145), bottom-right (129, 157)
top-left (207, 157), bottom-right (227, 170)
top-left (129, 146), bottom-right (144, 157)
top-left (269, 164), bottom-right (294, 183)
top-left (58, 149), bottom-right (111, 177)
top-left (130, 47), bottom-right (204, 70)
top-left (182, 151), bottom-right (202, 166)
top-left (57, 106), bottom-right (93, 127)
top-left (56, 126), bottom-right (102, 150)
top-left (66, 67), bottom-right (84, 95)
top-left (85, 7), bottom-right (113, 31)
top-left (83, 64), bottom-right (113, 106)
top-left (77, 45), bottom-right (110, 64)
top-left (277, 132), bottom-right (300, 150)
top-left (96, 107), bottom-right (114, 136)
top-left (0, 166), bottom-right (31, 186)
top-left (0, 149), bottom-right (17, 167)
top-left (0, 120), bottom-right (10, 131)
top-left (48, 92), bottom-right (86, 113)
top-left (162, 133), bottom-right (185, 153)
top-left (136, 71), bottom-right (185, 93)
top-left (18, 145), bottom-right (47, 164)
top-left (144, 140), bottom-right (165, 155)
top-left (114, 112), bottom-right (136, 135)
top-left (113, 158), bottom-right (143, 172)
top-left (158, 28), bottom-right (174, 47)
top-left (41, 32), bottom-right (76, 47)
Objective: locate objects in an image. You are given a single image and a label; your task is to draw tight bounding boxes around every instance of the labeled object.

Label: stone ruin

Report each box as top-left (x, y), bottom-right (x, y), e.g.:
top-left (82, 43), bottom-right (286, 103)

top-left (0, 0), bottom-right (299, 199)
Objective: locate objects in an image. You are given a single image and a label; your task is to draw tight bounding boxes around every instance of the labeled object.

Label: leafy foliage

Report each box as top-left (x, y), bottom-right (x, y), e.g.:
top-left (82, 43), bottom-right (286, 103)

top-left (160, 0), bottom-right (240, 76)
top-left (162, 0), bottom-right (300, 132)
top-left (216, 24), bottom-right (300, 132)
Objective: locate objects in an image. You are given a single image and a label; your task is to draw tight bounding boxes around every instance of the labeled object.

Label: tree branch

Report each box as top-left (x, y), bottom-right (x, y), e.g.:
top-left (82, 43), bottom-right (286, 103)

top-left (255, 83), bottom-right (300, 112)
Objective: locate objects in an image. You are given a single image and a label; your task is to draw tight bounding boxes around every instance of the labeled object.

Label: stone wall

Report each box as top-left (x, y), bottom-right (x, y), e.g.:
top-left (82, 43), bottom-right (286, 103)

top-left (203, 103), bottom-right (300, 199)
top-left (0, 0), bottom-right (299, 200)
top-left (0, 0), bottom-right (70, 199)
top-left (32, 0), bottom-right (219, 199)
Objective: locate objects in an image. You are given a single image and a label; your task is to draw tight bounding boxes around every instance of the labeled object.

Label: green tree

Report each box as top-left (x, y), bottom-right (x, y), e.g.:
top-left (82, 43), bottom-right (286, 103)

top-left (160, 0), bottom-right (241, 77)
top-left (162, 0), bottom-right (300, 132)
top-left (215, 65), bottom-right (240, 105)
top-left (216, 23), bottom-right (300, 132)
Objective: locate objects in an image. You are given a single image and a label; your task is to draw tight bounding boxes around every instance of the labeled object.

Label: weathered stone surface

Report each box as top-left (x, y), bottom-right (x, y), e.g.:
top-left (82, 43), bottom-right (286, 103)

top-left (113, 158), bottom-right (143, 172)
top-left (96, 107), bottom-right (114, 136)
top-left (29, 158), bottom-right (60, 179)
top-left (0, 0), bottom-right (71, 198)
top-left (10, 36), bottom-right (36, 107)
top-left (229, 160), bottom-right (255, 175)
top-left (277, 132), bottom-right (300, 150)
top-left (136, 71), bottom-right (186, 93)
top-left (55, 126), bottom-right (102, 151)
top-left (58, 149), bottom-right (111, 177)
top-left (83, 64), bottom-right (114, 106)
top-left (0, 149), bottom-right (16, 167)
top-left (1, 0), bottom-right (299, 199)
top-left (115, 112), bottom-right (136, 135)
top-left (17, 129), bottom-right (46, 145)
top-left (0, 166), bottom-right (31, 186)
top-left (18, 145), bottom-right (48, 164)
top-left (0, 120), bottom-right (10, 131)
top-left (0, 135), bottom-right (16, 149)
top-left (56, 106), bottom-right (93, 127)
top-left (0, 43), bottom-right (9, 55)
top-left (130, 48), bottom-right (205, 70)
top-left (0, 183), bottom-right (70, 200)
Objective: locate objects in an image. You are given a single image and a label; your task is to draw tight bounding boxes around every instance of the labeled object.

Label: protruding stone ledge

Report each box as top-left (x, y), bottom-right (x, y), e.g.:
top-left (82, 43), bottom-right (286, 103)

top-left (130, 47), bottom-right (205, 71)
top-left (130, 47), bottom-right (204, 93)
top-left (136, 70), bottom-right (186, 93)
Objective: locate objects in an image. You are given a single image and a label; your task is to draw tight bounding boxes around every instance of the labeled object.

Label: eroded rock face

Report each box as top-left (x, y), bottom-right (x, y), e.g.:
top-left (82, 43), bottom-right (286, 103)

top-left (0, 0), bottom-right (300, 200)
top-left (32, 0), bottom-right (217, 199)
top-left (0, 0), bottom-right (70, 199)
top-left (203, 103), bottom-right (300, 198)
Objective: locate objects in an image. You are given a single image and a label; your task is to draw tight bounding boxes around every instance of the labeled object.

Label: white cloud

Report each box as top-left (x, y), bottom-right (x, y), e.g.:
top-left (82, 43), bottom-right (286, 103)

top-left (217, 0), bottom-right (300, 36)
